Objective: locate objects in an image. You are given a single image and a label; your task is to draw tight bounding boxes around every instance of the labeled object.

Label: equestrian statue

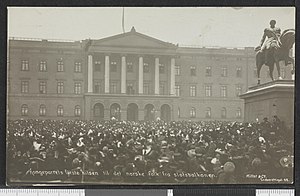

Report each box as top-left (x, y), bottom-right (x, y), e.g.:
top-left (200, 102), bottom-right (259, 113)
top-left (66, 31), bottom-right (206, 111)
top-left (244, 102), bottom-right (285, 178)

top-left (255, 20), bottom-right (295, 84)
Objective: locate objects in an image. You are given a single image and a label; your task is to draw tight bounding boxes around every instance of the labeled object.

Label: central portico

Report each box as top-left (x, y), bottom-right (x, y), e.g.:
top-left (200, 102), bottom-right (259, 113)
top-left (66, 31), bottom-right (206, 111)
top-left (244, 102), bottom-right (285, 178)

top-left (84, 27), bottom-right (179, 121)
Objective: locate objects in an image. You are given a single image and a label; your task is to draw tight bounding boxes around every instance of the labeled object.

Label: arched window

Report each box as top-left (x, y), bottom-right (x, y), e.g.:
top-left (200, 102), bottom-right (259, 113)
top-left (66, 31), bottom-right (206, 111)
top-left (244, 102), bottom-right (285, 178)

top-left (236, 107), bottom-right (242, 119)
top-left (205, 107), bottom-right (211, 118)
top-left (75, 105), bottom-right (81, 117)
top-left (190, 107), bottom-right (196, 118)
top-left (57, 105), bottom-right (64, 116)
top-left (21, 104), bottom-right (28, 116)
top-left (221, 107), bottom-right (227, 118)
top-left (39, 104), bottom-right (46, 116)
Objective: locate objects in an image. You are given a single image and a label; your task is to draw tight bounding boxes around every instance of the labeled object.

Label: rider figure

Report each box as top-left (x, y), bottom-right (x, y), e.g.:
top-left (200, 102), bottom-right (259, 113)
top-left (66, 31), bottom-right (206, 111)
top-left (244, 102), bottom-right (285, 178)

top-left (259, 20), bottom-right (281, 64)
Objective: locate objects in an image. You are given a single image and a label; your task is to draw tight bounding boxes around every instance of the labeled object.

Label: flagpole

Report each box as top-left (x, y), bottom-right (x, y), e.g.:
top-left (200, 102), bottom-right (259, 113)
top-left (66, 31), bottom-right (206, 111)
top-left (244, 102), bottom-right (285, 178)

top-left (122, 7), bottom-right (125, 33)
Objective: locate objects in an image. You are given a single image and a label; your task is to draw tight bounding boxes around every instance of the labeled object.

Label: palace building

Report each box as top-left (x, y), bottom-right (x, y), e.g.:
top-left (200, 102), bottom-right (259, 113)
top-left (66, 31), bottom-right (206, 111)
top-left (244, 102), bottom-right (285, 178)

top-left (7, 27), bottom-right (293, 121)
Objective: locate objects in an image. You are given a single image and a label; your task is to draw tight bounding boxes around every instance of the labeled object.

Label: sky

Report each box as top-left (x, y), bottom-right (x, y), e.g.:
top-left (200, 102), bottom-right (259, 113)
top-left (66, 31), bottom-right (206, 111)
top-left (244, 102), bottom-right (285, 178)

top-left (8, 7), bottom-right (295, 48)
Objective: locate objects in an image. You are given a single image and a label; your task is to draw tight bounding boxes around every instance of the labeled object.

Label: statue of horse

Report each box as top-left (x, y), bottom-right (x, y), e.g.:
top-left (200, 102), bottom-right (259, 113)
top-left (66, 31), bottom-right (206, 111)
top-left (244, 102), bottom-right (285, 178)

top-left (255, 29), bottom-right (295, 84)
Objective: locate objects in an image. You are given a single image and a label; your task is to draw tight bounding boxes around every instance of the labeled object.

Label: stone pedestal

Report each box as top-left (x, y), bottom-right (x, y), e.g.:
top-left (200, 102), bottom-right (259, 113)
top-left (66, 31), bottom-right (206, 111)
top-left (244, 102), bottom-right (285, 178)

top-left (240, 80), bottom-right (294, 126)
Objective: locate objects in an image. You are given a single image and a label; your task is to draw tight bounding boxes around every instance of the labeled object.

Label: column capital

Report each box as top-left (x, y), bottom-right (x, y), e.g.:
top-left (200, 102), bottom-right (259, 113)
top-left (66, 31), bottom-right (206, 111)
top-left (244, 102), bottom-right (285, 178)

top-left (138, 54), bottom-right (145, 58)
top-left (104, 53), bottom-right (111, 56)
top-left (120, 53), bottom-right (128, 57)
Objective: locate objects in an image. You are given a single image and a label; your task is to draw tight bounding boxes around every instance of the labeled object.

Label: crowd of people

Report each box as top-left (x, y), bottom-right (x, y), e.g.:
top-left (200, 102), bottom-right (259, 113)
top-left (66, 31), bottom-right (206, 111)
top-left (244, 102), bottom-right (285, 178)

top-left (7, 117), bottom-right (294, 184)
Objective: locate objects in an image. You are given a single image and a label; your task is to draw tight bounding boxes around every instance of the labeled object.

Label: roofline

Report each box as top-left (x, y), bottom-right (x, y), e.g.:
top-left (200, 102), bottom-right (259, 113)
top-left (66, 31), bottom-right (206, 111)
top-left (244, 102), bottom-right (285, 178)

top-left (9, 37), bottom-right (79, 43)
top-left (90, 30), bottom-right (177, 48)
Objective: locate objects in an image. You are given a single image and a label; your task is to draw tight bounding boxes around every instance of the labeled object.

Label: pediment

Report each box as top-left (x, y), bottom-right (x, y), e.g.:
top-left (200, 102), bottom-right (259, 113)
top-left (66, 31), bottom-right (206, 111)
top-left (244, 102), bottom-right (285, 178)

top-left (91, 28), bottom-right (177, 49)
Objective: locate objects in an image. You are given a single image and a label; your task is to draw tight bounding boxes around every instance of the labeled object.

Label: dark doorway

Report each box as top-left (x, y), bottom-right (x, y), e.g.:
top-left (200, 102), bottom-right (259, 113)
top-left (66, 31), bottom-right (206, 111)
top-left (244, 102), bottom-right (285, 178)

top-left (110, 103), bottom-right (121, 120)
top-left (93, 103), bottom-right (104, 120)
top-left (160, 104), bottom-right (171, 122)
top-left (144, 104), bottom-right (155, 121)
top-left (127, 103), bottom-right (138, 121)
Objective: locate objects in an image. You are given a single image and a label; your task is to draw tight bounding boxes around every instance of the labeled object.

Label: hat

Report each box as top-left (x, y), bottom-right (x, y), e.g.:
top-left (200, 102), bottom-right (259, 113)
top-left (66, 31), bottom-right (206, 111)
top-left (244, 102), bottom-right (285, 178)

top-left (102, 146), bottom-right (108, 152)
top-left (223, 162), bottom-right (235, 173)
top-left (279, 156), bottom-right (293, 168)
top-left (158, 156), bottom-right (170, 163)
top-left (251, 157), bottom-right (261, 167)
top-left (134, 155), bottom-right (143, 161)
top-left (194, 147), bottom-right (204, 156)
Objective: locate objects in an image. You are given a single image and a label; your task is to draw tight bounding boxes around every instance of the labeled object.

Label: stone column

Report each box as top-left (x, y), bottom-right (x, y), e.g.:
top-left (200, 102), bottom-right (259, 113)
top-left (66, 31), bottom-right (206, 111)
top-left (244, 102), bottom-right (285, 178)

top-left (138, 56), bottom-right (144, 94)
top-left (155, 109), bottom-right (161, 120)
top-left (154, 57), bottom-right (160, 95)
top-left (104, 108), bottom-right (110, 120)
top-left (170, 57), bottom-right (175, 95)
top-left (138, 109), bottom-right (144, 121)
top-left (121, 109), bottom-right (127, 120)
top-left (104, 55), bottom-right (110, 93)
top-left (121, 56), bottom-right (127, 94)
top-left (87, 55), bottom-right (93, 93)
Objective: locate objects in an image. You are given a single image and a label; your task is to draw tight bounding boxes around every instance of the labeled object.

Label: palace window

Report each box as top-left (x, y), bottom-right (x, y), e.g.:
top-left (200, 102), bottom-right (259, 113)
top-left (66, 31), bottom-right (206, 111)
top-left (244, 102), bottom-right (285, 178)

top-left (220, 85), bottom-right (227, 97)
top-left (111, 82), bottom-right (118, 94)
top-left (94, 61), bottom-right (101, 72)
top-left (39, 60), bottom-right (47, 72)
top-left (205, 107), bottom-right (211, 118)
top-left (190, 107), bottom-right (196, 118)
top-left (143, 83), bottom-right (150, 95)
top-left (57, 61), bottom-right (64, 72)
top-left (236, 107), bottom-right (242, 119)
top-left (57, 105), bottom-right (64, 116)
top-left (127, 62), bottom-right (133, 72)
top-left (39, 104), bottom-right (46, 116)
top-left (94, 81), bottom-right (101, 93)
top-left (206, 66), bottom-right (212, 77)
top-left (205, 85), bottom-right (212, 97)
top-left (190, 66), bottom-right (196, 76)
top-left (21, 60), bottom-right (29, 71)
top-left (175, 85), bottom-right (180, 96)
top-left (159, 64), bottom-right (165, 74)
top-left (74, 62), bottom-right (82, 73)
top-left (74, 82), bottom-right (82, 94)
top-left (236, 67), bottom-right (242, 77)
top-left (57, 81), bottom-right (64, 94)
top-left (21, 81), bottom-right (29, 93)
top-left (111, 61), bottom-right (117, 72)
top-left (175, 65), bottom-right (181, 76)
top-left (221, 107), bottom-right (227, 118)
top-left (190, 85), bottom-right (196, 97)
top-left (39, 81), bottom-right (47, 94)
top-left (221, 67), bottom-right (228, 77)
top-left (127, 82), bottom-right (135, 94)
top-left (75, 105), bottom-right (81, 117)
top-left (236, 85), bottom-right (242, 97)
top-left (143, 63), bottom-right (149, 73)
top-left (160, 82), bottom-right (166, 95)
top-left (21, 104), bottom-right (28, 116)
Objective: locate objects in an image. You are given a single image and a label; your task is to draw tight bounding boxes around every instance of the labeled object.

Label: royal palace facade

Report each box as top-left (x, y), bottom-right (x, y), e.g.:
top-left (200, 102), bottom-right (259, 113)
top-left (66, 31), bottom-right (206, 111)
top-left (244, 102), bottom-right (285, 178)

top-left (7, 27), bottom-right (293, 122)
